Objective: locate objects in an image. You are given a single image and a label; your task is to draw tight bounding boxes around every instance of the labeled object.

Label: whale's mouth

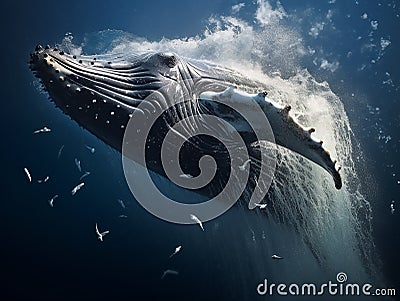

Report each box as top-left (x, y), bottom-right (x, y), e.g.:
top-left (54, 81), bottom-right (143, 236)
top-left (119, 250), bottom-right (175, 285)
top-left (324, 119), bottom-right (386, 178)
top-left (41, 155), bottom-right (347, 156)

top-left (29, 44), bottom-right (165, 111)
top-left (29, 44), bottom-right (171, 151)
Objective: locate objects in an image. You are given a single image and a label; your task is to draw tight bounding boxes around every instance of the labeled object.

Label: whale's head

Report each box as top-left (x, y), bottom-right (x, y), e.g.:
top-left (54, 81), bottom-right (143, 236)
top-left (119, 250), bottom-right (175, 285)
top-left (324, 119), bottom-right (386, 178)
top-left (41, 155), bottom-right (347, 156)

top-left (29, 44), bottom-right (195, 151)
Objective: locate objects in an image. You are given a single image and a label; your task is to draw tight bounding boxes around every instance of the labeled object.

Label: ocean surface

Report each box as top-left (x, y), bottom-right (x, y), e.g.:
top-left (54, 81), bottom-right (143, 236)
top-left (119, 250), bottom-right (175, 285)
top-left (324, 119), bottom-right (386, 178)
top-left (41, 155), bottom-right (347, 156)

top-left (1, 0), bottom-right (399, 300)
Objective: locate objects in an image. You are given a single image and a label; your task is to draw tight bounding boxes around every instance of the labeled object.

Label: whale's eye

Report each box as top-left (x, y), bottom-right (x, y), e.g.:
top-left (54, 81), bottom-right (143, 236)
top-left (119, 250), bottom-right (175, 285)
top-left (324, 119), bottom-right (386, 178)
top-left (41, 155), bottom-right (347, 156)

top-left (160, 52), bottom-right (177, 68)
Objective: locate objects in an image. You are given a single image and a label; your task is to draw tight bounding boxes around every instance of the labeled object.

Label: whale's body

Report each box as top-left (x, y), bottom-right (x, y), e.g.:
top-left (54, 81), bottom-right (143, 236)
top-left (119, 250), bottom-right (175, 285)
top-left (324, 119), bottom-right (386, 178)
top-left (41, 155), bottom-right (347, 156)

top-left (30, 45), bottom-right (342, 195)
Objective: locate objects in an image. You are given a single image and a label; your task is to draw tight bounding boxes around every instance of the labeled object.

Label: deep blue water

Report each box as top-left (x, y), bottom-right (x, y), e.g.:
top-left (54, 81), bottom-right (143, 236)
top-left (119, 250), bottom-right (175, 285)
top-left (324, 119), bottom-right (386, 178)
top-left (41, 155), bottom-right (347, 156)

top-left (1, 0), bottom-right (399, 300)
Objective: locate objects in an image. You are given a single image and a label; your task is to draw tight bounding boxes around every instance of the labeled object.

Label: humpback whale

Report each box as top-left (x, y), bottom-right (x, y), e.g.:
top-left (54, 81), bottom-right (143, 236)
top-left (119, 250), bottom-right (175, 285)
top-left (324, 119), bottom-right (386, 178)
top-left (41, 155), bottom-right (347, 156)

top-left (29, 44), bottom-right (342, 207)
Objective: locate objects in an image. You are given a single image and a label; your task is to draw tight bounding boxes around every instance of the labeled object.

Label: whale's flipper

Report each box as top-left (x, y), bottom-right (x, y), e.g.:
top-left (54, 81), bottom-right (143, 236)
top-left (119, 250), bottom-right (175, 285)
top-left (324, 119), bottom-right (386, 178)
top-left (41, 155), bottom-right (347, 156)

top-left (199, 88), bottom-right (342, 189)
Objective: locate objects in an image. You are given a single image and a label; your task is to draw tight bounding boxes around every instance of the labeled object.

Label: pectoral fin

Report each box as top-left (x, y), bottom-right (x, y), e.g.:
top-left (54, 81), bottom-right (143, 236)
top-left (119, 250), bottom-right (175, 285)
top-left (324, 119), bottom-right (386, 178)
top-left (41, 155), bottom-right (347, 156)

top-left (199, 87), bottom-right (342, 189)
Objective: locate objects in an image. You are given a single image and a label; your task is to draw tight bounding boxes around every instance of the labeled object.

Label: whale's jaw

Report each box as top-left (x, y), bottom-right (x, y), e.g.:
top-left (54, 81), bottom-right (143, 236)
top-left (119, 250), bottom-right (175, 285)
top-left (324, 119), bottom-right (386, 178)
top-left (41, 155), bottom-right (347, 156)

top-left (30, 44), bottom-right (342, 190)
top-left (29, 45), bottom-right (172, 151)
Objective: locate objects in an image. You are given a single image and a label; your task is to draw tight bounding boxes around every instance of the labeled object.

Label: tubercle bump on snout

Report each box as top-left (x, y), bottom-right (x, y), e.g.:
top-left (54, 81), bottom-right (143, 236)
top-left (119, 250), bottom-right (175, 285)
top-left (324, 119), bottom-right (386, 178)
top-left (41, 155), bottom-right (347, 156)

top-left (31, 44), bottom-right (87, 68)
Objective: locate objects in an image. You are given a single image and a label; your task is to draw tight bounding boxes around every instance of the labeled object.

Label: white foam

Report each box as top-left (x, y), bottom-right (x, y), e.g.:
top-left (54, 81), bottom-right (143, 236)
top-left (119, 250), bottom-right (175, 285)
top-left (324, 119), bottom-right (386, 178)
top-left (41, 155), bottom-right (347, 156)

top-left (255, 0), bottom-right (287, 26)
top-left (231, 3), bottom-right (245, 14)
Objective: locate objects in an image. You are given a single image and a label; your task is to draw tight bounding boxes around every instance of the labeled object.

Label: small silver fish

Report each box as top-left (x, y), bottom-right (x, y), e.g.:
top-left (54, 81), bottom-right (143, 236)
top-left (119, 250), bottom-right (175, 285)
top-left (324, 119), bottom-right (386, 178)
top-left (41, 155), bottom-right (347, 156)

top-left (169, 245), bottom-right (182, 258)
top-left (24, 167), bottom-right (32, 182)
top-left (48, 194), bottom-right (59, 207)
top-left (190, 214), bottom-right (204, 231)
top-left (74, 158), bottom-right (82, 173)
top-left (71, 182), bottom-right (85, 196)
top-left (161, 269), bottom-right (179, 279)
top-left (33, 126), bottom-right (51, 134)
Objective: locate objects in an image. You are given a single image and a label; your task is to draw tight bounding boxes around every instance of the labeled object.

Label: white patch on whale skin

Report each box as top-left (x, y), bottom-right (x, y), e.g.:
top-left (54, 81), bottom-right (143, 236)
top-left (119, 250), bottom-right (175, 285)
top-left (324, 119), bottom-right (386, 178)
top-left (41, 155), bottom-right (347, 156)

top-left (200, 87), bottom-right (273, 133)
